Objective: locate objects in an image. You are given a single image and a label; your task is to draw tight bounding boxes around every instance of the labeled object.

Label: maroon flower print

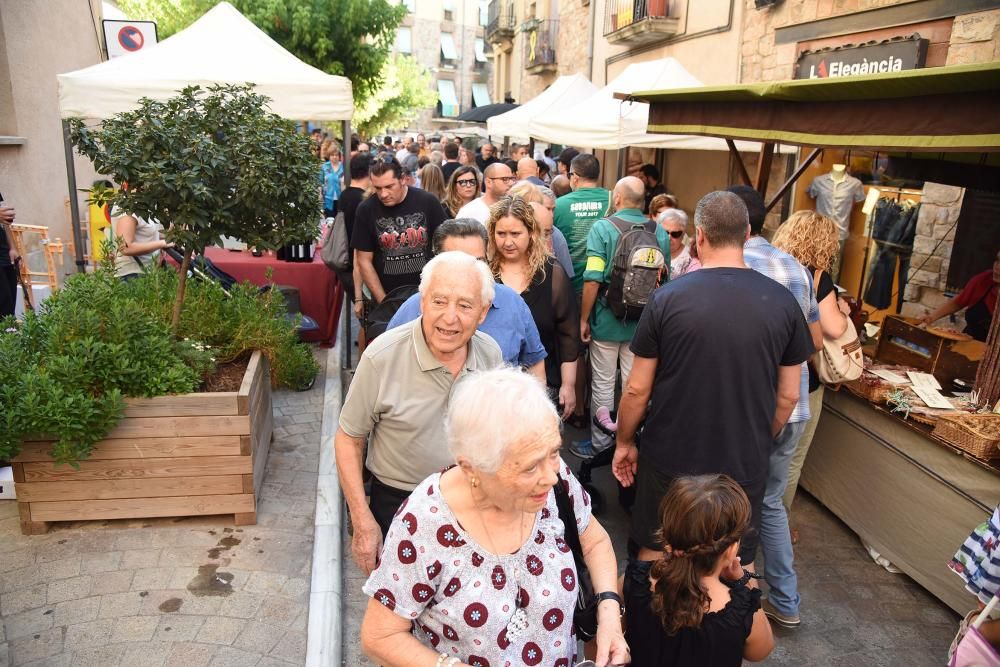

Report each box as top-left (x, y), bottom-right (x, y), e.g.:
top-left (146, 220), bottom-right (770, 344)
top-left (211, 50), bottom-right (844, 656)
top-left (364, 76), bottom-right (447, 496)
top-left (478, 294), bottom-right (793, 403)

top-left (427, 560), bottom-right (442, 580)
top-left (522, 641), bottom-right (543, 665)
top-left (542, 607), bottom-right (564, 631)
top-left (496, 627), bottom-right (510, 650)
top-left (471, 551), bottom-right (484, 567)
top-left (541, 507), bottom-right (551, 519)
top-left (411, 583), bottom-right (434, 604)
top-left (464, 602), bottom-right (489, 628)
top-left (437, 524), bottom-right (463, 547)
top-left (518, 587), bottom-right (530, 607)
top-left (560, 567), bottom-right (576, 592)
top-left (420, 624), bottom-right (440, 647)
top-left (490, 565), bottom-right (507, 590)
top-left (467, 655), bottom-right (490, 667)
top-left (373, 588), bottom-right (396, 611)
top-left (442, 624), bottom-right (460, 642)
top-left (443, 577), bottom-right (463, 597)
top-left (401, 512), bottom-right (418, 535)
top-left (526, 554), bottom-right (544, 576)
top-left (554, 659), bottom-right (569, 667)
top-left (534, 530), bottom-right (545, 545)
top-left (398, 540), bottom-right (417, 565)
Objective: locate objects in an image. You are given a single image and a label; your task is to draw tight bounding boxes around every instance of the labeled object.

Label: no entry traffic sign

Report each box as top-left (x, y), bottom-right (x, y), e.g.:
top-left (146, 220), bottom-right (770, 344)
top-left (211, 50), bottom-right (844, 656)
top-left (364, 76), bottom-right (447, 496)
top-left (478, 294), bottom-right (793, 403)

top-left (103, 19), bottom-right (158, 58)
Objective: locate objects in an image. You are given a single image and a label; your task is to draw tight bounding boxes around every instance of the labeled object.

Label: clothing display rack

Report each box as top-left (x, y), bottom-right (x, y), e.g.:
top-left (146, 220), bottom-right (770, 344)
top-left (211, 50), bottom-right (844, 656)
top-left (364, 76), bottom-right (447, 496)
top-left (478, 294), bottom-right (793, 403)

top-left (857, 187), bottom-right (923, 314)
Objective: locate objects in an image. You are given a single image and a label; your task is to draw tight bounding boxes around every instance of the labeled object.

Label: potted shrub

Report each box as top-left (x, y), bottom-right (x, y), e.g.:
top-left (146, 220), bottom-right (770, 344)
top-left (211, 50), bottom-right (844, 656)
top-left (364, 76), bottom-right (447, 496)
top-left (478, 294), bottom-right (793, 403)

top-left (0, 85), bottom-right (322, 534)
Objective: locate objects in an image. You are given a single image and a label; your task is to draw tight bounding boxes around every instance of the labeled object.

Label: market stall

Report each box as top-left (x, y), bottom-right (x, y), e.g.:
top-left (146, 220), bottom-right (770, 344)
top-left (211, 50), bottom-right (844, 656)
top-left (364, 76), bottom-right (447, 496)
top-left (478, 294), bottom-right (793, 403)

top-left (629, 61), bottom-right (1000, 614)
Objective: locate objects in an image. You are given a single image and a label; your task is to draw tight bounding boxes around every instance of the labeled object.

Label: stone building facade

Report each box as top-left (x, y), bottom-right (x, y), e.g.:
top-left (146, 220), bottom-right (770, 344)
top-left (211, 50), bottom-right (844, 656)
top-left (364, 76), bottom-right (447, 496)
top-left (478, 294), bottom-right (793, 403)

top-left (739, 0), bottom-right (1000, 317)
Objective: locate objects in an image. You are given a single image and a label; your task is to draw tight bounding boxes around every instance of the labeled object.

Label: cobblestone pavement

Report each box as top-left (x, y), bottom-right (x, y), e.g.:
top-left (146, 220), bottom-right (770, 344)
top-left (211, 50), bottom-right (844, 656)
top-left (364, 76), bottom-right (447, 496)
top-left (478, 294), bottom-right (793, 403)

top-left (0, 349), bottom-right (328, 667)
top-left (341, 417), bottom-right (961, 666)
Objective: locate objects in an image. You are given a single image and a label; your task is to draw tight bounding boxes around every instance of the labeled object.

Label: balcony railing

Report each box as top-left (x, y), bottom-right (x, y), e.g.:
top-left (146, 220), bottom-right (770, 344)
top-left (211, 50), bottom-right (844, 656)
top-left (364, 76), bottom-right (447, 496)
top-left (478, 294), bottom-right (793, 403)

top-left (603, 0), bottom-right (679, 45)
top-left (523, 19), bottom-right (558, 73)
top-left (486, 0), bottom-right (516, 40)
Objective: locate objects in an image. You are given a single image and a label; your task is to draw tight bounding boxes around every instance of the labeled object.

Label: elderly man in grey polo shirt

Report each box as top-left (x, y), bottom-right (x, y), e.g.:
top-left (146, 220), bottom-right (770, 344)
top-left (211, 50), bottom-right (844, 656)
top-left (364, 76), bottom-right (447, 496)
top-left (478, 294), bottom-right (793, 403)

top-left (335, 251), bottom-right (504, 574)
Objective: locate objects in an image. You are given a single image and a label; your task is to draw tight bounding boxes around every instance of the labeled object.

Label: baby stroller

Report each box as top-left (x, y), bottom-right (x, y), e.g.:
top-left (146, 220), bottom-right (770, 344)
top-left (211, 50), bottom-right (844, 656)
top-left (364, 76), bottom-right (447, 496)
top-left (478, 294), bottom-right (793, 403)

top-left (576, 411), bottom-right (639, 517)
top-left (363, 285), bottom-right (419, 341)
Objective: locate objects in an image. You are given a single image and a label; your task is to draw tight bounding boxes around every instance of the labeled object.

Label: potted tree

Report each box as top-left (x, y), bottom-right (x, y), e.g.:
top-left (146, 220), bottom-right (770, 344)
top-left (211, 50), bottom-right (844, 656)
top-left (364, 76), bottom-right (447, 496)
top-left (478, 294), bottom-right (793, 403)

top-left (1, 85), bottom-right (322, 534)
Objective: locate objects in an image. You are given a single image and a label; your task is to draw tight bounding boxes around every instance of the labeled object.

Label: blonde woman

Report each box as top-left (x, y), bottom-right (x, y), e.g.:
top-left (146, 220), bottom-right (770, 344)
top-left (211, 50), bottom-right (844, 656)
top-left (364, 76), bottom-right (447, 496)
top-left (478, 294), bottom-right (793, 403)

top-left (418, 163), bottom-right (446, 202)
top-left (771, 210), bottom-right (852, 522)
top-left (487, 195), bottom-right (580, 419)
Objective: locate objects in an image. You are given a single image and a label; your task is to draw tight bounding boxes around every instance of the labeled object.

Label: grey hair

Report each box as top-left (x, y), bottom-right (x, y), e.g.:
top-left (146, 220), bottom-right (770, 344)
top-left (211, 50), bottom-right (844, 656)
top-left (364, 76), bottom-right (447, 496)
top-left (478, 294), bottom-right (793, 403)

top-left (419, 250), bottom-right (495, 305)
top-left (432, 218), bottom-right (488, 254)
top-left (694, 191), bottom-right (749, 249)
top-left (446, 367), bottom-right (558, 473)
top-left (657, 208), bottom-right (689, 229)
top-left (537, 185), bottom-right (556, 204)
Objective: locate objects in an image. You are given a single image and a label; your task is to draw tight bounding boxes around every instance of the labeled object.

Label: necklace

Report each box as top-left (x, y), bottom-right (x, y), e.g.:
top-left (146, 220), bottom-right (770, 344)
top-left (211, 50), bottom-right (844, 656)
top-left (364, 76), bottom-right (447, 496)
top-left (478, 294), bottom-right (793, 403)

top-left (474, 495), bottom-right (530, 640)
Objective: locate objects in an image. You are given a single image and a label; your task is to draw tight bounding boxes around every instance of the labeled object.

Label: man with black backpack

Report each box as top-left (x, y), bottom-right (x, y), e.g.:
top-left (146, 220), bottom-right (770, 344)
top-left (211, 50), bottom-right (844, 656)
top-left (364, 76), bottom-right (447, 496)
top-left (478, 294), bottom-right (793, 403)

top-left (569, 176), bottom-right (670, 459)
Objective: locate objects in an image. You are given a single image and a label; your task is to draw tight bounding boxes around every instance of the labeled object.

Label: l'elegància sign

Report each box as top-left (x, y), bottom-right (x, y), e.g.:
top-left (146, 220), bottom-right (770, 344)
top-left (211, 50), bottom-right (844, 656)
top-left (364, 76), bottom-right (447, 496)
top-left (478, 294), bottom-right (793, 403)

top-left (796, 35), bottom-right (928, 79)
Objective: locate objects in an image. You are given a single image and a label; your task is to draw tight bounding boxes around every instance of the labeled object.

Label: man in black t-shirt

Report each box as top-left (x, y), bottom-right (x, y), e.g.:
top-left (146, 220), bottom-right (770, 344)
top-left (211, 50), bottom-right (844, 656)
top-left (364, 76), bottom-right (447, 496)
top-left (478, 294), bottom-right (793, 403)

top-left (0, 191), bottom-right (17, 318)
top-left (353, 156), bottom-right (445, 304)
top-left (340, 153), bottom-right (370, 313)
top-left (440, 142), bottom-right (461, 184)
top-left (613, 190), bottom-right (813, 568)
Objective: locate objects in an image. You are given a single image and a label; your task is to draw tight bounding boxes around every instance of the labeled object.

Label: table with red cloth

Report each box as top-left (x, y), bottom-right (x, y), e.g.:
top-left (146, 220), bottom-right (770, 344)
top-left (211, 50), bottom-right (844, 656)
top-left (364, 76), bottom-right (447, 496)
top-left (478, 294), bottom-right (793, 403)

top-left (194, 248), bottom-right (342, 346)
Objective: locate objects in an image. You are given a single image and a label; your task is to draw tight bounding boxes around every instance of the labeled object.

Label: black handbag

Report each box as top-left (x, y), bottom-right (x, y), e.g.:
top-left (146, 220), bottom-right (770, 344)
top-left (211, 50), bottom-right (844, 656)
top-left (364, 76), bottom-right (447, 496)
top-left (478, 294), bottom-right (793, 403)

top-left (553, 474), bottom-right (599, 641)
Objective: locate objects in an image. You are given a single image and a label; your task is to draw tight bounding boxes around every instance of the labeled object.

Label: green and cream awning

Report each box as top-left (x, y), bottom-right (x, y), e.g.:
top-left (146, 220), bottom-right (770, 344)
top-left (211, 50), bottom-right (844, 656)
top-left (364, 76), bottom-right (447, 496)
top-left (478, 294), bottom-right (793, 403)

top-left (630, 61), bottom-right (1000, 154)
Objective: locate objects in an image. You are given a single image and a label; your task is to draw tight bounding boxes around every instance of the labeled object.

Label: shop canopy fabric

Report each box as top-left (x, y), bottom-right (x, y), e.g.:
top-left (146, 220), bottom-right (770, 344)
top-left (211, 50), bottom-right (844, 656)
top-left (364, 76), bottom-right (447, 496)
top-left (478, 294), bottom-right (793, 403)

top-left (487, 73), bottom-right (598, 141)
top-left (528, 58), bottom-right (791, 152)
top-left (58, 2), bottom-right (353, 121)
top-left (633, 61), bottom-right (1000, 154)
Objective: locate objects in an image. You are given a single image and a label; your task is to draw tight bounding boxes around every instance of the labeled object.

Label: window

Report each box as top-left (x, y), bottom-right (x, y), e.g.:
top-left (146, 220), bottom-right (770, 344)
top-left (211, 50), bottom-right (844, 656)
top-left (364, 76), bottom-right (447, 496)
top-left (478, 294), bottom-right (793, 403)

top-left (474, 38), bottom-right (487, 69)
top-left (437, 79), bottom-right (460, 117)
top-left (471, 83), bottom-right (491, 107)
top-left (440, 33), bottom-right (458, 67)
top-left (479, 0), bottom-right (488, 26)
top-left (443, 0), bottom-right (455, 21)
top-left (395, 28), bottom-right (412, 54)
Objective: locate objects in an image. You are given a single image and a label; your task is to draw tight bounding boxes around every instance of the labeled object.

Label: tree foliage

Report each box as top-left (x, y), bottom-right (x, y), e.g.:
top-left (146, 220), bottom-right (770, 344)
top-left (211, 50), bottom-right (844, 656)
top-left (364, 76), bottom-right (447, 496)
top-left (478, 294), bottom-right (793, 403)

top-left (354, 54), bottom-right (437, 137)
top-left (69, 84), bottom-right (320, 329)
top-left (118, 0), bottom-right (406, 104)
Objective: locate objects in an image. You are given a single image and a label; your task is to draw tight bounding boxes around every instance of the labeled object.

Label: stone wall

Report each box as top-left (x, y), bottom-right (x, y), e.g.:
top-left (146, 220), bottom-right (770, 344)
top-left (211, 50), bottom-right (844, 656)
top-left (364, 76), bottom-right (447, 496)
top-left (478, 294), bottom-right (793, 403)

top-left (900, 184), bottom-right (963, 323)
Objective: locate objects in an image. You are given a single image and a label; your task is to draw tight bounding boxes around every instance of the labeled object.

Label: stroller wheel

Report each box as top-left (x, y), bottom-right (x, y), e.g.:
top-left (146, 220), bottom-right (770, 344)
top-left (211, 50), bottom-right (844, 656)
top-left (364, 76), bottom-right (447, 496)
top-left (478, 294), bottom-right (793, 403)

top-left (583, 483), bottom-right (605, 516)
top-left (295, 375), bottom-right (316, 392)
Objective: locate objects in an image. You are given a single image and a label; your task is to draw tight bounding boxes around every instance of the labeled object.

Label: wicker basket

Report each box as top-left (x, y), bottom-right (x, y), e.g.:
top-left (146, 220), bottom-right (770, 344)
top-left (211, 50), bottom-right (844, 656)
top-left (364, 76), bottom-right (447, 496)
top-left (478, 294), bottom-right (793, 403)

top-left (848, 377), bottom-right (894, 404)
top-left (932, 414), bottom-right (1000, 460)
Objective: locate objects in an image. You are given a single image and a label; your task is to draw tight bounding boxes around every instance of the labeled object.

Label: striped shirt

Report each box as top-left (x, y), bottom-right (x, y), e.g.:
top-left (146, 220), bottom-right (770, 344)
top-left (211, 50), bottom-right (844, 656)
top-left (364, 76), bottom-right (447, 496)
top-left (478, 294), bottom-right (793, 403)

top-left (744, 236), bottom-right (818, 424)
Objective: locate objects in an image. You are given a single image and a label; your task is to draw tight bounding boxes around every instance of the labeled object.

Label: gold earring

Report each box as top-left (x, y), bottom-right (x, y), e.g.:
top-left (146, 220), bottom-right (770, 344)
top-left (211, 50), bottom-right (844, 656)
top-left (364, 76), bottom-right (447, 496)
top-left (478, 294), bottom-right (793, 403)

top-left (470, 477), bottom-right (479, 488)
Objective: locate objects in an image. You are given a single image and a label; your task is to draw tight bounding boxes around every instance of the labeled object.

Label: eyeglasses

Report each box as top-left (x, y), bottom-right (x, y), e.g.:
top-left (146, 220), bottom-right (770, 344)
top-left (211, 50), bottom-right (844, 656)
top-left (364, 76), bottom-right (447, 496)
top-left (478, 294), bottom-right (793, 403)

top-left (456, 179), bottom-right (477, 187)
top-left (668, 230), bottom-right (685, 239)
top-left (488, 176), bottom-right (516, 183)
top-left (568, 172), bottom-right (577, 177)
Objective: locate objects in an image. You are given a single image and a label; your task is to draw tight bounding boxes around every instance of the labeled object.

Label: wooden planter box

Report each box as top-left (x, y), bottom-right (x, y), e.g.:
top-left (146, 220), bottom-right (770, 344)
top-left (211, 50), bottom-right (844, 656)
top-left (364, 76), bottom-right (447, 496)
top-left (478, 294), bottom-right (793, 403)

top-left (10, 351), bottom-right (272, 535)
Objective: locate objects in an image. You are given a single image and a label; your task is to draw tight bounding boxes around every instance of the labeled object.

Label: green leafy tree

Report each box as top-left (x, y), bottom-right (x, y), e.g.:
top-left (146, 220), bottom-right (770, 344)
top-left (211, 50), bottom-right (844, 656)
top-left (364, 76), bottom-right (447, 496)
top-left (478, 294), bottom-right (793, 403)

top-left (355, 54), bottom-right (437, 137)
top-left (118, 0), bottom-right (406, 104)
top-left (69, 84), bottom-right (320, 331)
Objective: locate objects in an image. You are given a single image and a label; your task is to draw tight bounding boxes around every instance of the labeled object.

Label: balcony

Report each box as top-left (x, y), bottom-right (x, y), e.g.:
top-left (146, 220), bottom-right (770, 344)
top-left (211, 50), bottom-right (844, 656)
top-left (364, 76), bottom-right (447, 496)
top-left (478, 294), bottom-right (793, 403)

top-left (603, 0), bottom-right (679, 46)
top-left (523, 19), bottom-right (557, 74)
top-left (486, 0), bottom-right (516, 42)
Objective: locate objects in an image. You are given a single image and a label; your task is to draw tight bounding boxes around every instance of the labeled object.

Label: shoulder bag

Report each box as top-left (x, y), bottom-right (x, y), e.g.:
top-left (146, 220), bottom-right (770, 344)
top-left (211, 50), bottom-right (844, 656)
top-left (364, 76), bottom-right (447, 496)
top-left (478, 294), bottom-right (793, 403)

top-left (812, 269), bottom-right (864, 384)
top-left (553, 474), bottom-right (599, 641)
top-left (320, 212), bottom-right (350, 273)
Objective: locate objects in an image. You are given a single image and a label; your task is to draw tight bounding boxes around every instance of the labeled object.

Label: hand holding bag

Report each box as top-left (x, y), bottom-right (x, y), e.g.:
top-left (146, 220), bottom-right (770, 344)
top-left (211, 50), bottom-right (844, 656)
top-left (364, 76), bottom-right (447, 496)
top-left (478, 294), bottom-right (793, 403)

top-left (553, 474), bottom-right (599, 641)
top-left (813, 269), bottom-right (864, 384)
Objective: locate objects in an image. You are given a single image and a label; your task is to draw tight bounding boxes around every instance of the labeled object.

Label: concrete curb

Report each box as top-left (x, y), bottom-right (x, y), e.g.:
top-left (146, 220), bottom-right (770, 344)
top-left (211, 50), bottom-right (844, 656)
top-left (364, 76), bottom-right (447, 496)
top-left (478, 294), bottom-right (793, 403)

top-left (306, 340), bottom-right (344, 666)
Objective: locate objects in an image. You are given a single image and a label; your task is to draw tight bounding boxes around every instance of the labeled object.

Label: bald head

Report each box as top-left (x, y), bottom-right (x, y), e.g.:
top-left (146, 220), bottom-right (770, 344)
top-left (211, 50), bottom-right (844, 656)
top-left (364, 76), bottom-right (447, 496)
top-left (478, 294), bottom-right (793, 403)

top-left (550, 175), bottom-right (571, 198)
top-left (517, 157), bottom-right (539, 179)
top-left (483, 162), bottom-right (514, 199)
top-left (613, 176), bottom-right (646, 211)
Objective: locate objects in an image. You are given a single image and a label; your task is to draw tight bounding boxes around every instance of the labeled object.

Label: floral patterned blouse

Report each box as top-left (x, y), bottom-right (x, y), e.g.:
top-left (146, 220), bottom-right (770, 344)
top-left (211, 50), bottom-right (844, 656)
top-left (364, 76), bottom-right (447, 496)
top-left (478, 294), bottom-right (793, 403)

top-left (363, 460), bottom-right (592, 667)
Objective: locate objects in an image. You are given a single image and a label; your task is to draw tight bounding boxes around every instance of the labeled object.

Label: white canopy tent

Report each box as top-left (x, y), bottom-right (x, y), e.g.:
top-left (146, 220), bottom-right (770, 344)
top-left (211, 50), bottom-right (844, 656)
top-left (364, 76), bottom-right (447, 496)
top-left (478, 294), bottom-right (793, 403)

top-left (487, 73), bottom-right (598, 143)
top-left (59, 2), bottom-right (353, 121)
top-left (529, 58), bottom-right (788, 153)
top-left (57, 2), bottom-right (354, 272)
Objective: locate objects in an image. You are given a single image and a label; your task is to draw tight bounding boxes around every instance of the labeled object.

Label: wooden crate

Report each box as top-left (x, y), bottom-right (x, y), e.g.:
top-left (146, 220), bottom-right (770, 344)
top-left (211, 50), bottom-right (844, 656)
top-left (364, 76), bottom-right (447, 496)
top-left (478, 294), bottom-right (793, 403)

top-left (11, 351), bottom-right (273, 535)
top-left (874, 315), bottom-right (983, 388)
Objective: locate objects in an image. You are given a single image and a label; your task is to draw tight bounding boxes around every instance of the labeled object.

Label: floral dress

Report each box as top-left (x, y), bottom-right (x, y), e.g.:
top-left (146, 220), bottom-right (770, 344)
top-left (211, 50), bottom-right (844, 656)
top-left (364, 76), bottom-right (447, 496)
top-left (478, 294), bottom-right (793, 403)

top-left (949, 505), bottom-right (1000, 616)
top-left (363, 460), bottom-right (591, 667)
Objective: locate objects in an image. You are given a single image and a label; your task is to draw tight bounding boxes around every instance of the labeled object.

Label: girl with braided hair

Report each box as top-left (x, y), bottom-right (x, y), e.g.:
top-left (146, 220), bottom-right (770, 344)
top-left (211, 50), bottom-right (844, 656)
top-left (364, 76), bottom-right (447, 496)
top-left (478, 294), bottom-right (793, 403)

top-left (623, 475), bottom-right (774, 666)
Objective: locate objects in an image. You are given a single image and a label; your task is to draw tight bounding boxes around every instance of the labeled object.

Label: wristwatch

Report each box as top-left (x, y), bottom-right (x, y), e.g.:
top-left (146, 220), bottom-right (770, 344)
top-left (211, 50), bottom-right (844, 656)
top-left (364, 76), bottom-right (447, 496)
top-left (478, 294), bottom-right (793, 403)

top-left (595, 591), bottom-right (624, 616)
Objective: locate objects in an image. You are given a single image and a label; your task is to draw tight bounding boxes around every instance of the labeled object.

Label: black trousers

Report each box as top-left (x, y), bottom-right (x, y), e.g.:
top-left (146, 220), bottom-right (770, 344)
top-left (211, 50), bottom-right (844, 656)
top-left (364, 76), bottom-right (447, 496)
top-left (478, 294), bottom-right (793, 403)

top-left (0, 264), bottom-right (17, 318)
top-left (369, 475), bottom-right (412, 537)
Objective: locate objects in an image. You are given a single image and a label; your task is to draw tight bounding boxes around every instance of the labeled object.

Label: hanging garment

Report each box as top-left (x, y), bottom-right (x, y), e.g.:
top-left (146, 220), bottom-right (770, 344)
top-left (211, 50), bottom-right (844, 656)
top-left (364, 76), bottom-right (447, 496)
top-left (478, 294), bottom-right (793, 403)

top-left (864, 200), bottom-right (920, 310)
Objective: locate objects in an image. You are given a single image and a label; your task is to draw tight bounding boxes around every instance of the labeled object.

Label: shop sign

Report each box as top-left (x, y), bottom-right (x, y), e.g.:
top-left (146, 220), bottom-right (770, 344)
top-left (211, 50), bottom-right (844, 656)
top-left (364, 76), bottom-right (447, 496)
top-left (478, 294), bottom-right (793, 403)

top-left (796, 36), bottom-right (928, 79)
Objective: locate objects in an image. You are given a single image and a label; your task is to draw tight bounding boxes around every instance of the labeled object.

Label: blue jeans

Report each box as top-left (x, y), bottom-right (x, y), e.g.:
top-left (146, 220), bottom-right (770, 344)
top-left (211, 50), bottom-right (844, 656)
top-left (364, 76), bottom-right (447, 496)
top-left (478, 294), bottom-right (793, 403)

top-left (760, 420), bottom-right (807, 617)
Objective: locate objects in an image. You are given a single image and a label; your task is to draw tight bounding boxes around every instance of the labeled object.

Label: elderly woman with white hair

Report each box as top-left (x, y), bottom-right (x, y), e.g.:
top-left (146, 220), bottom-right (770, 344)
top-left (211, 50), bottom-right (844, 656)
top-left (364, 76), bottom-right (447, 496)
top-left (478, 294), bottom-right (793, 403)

top-left (657, 207), bottom-right (701, 278)
top-left (361, 367), bottom-right (629, 667)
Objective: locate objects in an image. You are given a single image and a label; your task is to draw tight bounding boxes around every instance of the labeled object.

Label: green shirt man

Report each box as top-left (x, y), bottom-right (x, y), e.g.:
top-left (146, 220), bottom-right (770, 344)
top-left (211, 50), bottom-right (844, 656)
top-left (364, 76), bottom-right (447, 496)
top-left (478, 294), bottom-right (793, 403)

top-left (554, 186), bottom-right (613, 293)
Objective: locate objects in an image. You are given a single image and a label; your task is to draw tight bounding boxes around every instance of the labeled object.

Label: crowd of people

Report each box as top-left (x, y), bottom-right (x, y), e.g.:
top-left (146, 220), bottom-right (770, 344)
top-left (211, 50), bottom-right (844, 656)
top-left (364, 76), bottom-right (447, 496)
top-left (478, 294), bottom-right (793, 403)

top-left (319, 133), bottom-right (876, 667)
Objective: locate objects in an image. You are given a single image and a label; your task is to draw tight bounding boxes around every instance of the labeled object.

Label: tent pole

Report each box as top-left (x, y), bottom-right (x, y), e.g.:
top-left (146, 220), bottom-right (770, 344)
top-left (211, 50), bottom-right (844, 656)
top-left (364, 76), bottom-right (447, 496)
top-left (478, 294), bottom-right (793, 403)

top-left (62, 120), bottom-right (86, 274)
top-left (753, 142), bottom-right (775, 197)
top-left (764, 147), bottom-right (822, 213)
top-left (343, 120), bottom-right (352, 188)
top-left (727, 140), bottom-right (752, 187)
top-left (342, 118), bottom-right (352, 370)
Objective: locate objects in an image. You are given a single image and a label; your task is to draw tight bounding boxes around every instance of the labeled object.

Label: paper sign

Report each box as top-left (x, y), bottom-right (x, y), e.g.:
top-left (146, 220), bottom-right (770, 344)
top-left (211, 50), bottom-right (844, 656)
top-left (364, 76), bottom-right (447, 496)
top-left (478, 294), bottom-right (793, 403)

top-left (862, 187), bottom-right (881, 215)
top-left (910, 385), bottom-right (954, 410)
top-left (871, 369), bottom-right (910, 384)
top-left (907, 371), bottom-right (942, 391)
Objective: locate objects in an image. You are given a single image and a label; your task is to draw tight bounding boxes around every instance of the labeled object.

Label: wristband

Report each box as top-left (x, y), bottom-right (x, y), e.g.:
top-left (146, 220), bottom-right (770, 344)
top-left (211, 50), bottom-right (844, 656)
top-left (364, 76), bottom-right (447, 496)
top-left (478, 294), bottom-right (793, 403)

top-left (596, 590), bottom-right (624, 615)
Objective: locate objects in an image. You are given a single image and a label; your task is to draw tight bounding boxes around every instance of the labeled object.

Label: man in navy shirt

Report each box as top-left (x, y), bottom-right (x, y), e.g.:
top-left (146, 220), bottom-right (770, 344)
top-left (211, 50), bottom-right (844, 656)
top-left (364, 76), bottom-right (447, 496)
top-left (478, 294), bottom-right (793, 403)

top-left (388, 219), bottom-right (547, 380)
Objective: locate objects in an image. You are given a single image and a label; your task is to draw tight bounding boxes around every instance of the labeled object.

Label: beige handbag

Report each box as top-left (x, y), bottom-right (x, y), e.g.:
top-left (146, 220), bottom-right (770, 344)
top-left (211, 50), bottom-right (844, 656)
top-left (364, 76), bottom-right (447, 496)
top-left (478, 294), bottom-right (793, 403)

top-left (812, 269), bottom-right (864, 384)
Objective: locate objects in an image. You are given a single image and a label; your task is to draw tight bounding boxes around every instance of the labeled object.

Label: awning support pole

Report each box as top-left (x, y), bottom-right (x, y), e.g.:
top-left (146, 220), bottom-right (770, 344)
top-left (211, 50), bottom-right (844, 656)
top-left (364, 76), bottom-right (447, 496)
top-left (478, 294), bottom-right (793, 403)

top-left (753, 142), bottom-right (775, 197)
top-left (726, 140), bottom-right (752, 187)
top-left (764, 147), bottom-right (823, 213)
top-left (62, 120), bottom-right (86, 274)
top-left (342, 119), bottom-right (352, 369)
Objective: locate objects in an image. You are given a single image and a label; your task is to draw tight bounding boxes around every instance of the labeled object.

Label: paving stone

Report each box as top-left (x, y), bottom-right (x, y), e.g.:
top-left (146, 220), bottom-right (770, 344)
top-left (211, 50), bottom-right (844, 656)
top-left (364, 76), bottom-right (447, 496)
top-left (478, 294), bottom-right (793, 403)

top-left (164, 642), bottom-right (217, 667)
top-left (1, 584), bottom-right (48, 616)
top-left (98, 591), bottom-right (144, 618)
top-left (19, 654), bottom-right (72, 667)
top-left (69, 643), bottom-right (126, 667)
top-left (256, 658), bottom-right (297, 667)
top-left (6, 627), bottom-right (64, 664)
top-left (208, 646), bottom-right (262, 666)
top-left (130, 568), bottom-right (174, 592)
top-left (45, 576), bottom-right (93, 605)
top-left (0, 550), bottom-right (34, 574)
top-left (244, 572), bottom-right (287, 595)
top-left (277, 578), bottom-right (309, 603)
top-left (153, 615), bottom-right (206, 642)
top-left (119, 641), bottom-right (173, 667)
top-left (218, 592), bottom-right (264, 619)
top-left (89, 570), bottom-right (134, 596)
top-left (140, 590), bottom-right (223, 617)
top-left (268, 629), bottom-right (306, 663)
top-left (79, 552), bottom-right (120, 575)
top-left (232, 620), bottom-right (285, 655)
top-left (52, 596), bottom-right (100, 628)
top-left (120, 549), bottom-right (162, 570)
top-left (196, 616), bottom-right (247, 645)
top-left (3, 608), bottom-right (54, 640)
top-left (255, 597), bottom-right (301, 628)
top-left (109, 615), bottom-right (159, 643)
top-left (63, 619), bottom-right (114, 649)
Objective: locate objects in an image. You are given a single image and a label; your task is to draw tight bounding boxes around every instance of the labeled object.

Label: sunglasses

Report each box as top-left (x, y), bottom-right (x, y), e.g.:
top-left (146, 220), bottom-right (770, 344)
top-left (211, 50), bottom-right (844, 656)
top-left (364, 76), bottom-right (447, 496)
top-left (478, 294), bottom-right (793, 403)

top-left (668, 230), bottom-right (685, 239)
top-left (456, 179), bottom-right (477, 187)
